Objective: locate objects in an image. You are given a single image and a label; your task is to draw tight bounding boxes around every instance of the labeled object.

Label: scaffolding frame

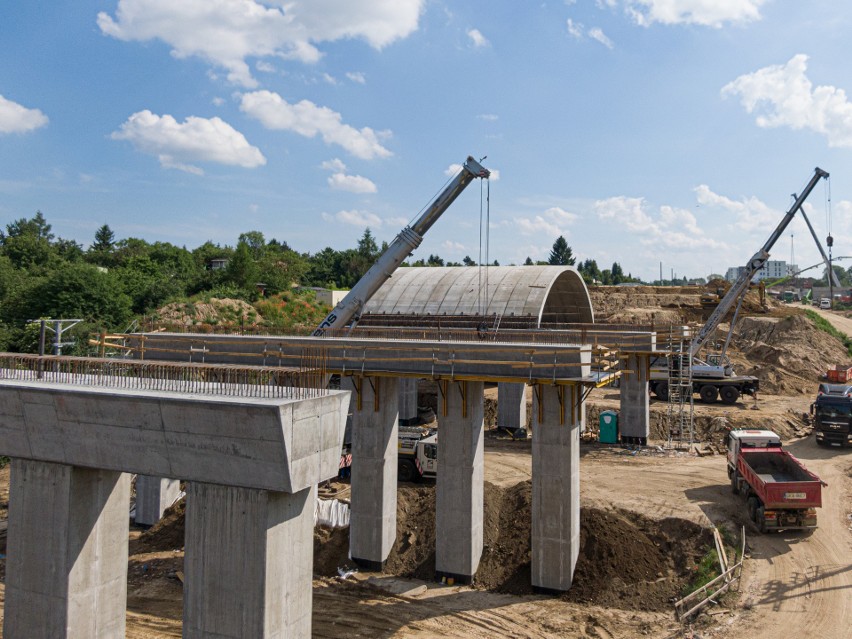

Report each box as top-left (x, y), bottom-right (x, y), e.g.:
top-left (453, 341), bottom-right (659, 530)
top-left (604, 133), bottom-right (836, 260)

top-left (665, 325), bottom-right (694, 448)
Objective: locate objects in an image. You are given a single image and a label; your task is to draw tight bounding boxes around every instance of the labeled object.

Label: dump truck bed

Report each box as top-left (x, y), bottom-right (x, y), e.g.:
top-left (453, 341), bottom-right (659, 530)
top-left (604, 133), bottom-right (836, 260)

top-left (738, 449), bottom-right (822, 509)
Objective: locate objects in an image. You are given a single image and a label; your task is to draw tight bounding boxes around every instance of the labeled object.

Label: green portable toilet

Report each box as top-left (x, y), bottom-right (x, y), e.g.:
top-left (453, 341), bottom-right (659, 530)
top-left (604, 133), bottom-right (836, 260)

top-left (599, 410), bottom-right (618, 444)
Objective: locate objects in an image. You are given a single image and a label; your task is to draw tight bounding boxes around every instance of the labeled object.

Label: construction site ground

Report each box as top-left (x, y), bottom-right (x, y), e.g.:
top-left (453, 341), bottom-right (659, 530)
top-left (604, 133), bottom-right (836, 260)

top-left (0, 290), bottom-right (850, 637)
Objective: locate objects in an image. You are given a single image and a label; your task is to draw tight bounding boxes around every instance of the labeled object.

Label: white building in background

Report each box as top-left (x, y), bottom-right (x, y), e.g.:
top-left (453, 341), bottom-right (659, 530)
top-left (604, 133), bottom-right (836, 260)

top-left (725, 260), bottom-right (797, 283)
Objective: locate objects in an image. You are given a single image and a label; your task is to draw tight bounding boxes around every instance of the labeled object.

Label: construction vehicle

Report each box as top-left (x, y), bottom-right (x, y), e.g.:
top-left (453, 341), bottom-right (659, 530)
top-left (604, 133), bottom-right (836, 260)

top-left (313, 155), bottom-right (491, 336)
top-left (811, 393), bottom-right (852, 447)
top-left (338, 426), bottom-right (438, 482)
top-left (727, 429), bottom-right (824, 532)
top-left (652, 167), bottom-right (830, 404)
top-left (397, 426), bottom-right (438, 482)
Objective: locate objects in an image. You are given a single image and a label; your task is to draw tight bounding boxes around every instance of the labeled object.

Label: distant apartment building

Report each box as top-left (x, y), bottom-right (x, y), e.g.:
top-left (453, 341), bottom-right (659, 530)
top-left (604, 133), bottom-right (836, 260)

top-left (725, 260), bottom-right (797, 283)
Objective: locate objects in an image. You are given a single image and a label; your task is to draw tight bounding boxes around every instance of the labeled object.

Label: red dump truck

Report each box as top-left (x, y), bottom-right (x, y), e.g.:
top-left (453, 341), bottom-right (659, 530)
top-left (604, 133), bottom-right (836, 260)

top-left (727, 430), bottom-right (824, 533)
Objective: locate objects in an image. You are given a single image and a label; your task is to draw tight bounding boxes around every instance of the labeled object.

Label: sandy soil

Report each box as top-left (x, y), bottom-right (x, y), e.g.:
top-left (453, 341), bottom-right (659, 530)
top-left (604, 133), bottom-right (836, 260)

top-left (0, 288), bottom-right (849, 637)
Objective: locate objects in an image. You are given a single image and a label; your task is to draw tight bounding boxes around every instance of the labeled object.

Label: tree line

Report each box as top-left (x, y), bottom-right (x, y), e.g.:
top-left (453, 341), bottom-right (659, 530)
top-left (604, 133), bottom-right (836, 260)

top-left (0, 214), bottom-right (639, 351)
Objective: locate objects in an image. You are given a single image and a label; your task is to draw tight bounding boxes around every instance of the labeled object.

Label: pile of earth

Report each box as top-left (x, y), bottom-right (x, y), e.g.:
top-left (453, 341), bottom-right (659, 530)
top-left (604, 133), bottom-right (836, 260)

top-left (733, 314), bottom-right (852, 394)
top-left (314, 482), bottom-right (712, 612)
top-left (151, 298), bottom-right (263, 329)
top-left (588, 284), bottom-right (781, 325)
top-left (139, 481), bottom-right (711, 612)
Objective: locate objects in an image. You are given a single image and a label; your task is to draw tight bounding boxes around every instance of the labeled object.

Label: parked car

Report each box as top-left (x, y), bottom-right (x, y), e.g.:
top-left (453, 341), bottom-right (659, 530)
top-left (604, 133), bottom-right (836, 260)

top-left (819, 298), bottom-right (832, 309)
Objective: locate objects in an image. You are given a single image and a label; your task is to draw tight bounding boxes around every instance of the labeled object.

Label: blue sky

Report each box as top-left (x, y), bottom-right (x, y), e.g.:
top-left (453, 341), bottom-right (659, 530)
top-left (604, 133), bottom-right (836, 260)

top-left (2, 1), bottom-right (852, 281)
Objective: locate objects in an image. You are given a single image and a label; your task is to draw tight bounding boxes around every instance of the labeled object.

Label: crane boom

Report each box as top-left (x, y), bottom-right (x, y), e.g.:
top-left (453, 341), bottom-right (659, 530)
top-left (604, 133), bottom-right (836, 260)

top-left (690, 167), bottom-right (829, 358)
top-left (313, 156), bottom-right (490, 336)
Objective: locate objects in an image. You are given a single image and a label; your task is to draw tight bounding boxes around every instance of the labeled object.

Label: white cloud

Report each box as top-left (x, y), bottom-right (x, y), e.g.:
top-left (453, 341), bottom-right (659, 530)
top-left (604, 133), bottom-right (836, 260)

top-left (477, 113), bottom-right (498, 121)
top-left (595, 195), bottom-right (723, 248)
top-left (566, 19), bottom-right (613, 48)
top-left (212, 97), bottom-right (226, 107)
top-left (322, 73), bottom-right (338, 85)
top-left (346, 71), bottom-right (366, 84)
top-left (98, 0), bottom-right (424, 87)
top-left (588, 27), bottom-right (614, 49)
top-left (621, 0), bottom-right (767, 28)
top-left (321, 158), bottom-right (347, 172)
top-left (467, 28), bottom-right (489, 48)
top-left (240, 90), bottom-right (392, 159)
top-left (722, 54), bottom-right (852, 148)
top-left (328, 172), bottom-right (377, 193)
top-left (321, 157), bottom-right (377, 193)
top-left (326, 209), bottom-right (383, 227)
top-left (0, 95), bottom-right (48, 134)
top-left (693, 184), bottom-right (777, 233)
top-left (256, 61), bottom-right (276, 73)
top-left (442, 240), bottom-right (465, 252)
top-left (110, 110), bottom-right (266, 174)
top-left (566, 19), bottom-right (583, 39)
top-left (514, 206), bottom-right (578, 237)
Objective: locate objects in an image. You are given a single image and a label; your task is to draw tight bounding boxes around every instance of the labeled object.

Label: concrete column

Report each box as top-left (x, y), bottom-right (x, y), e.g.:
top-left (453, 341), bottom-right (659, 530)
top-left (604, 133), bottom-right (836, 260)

top-left (349, 376), bottom-right (399, 570)
top-left (498, 382), bottom-right (527, 433)
top-left (531, 384), bottom-right (581, 593)
top-left (4, 459), bottom-right (130, 638)
top-left (134, 475), bottom-right (181, 526)
top-left (398, 377), bottom-right (419, 425)
top-left (183, 481), bottom-right (316, 639)
top-left (619, 352), bottom-right (650, 445)
top-left (436, 380), bottom-right (484, 583)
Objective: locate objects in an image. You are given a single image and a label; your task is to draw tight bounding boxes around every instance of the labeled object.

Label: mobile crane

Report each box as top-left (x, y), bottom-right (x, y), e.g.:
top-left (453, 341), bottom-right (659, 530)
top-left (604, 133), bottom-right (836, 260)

top-left (313, 156), bottom-right (490, 336)
top-left (652, 167), bottom-right (830, 404)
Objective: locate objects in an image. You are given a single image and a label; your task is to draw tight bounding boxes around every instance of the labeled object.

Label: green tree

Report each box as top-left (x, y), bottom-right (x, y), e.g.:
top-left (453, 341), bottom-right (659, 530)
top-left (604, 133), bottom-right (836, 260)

top-left (524, 256), bottom-right (534, 265)
top-left (1, 211), bottom-right (56, 270)
top-left (547, 236), bottom-right (575, 266)
top-left (463, 255), bottom-right (476, 266)
top-left (225, 241), bottom-right (261, 292)
top-left (92, 224), bottom-right (115, 252)
top-left (357, 228), bottom-right (379, 260)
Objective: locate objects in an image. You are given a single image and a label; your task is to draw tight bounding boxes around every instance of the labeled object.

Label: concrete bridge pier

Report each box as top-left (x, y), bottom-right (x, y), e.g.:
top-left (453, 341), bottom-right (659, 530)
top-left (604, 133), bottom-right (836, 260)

top-left (619, 352), bottom-right (651, 445)
top-left (4, 459), bottom-right (130, 638)
top-left (398, 377), bottom-right (419, 425)
top-left (435, 380), bottom-right (484, 584)
top-left (498, 382), bottom-right (527, 434)
top-left (134, 475), bottom-right (181, 526)
top-left (183, 482), bottom-right (316, 638)
top-left (348, 375), bottom-right (399, 570)
top-left (531, 383), bottom-right (582, 593)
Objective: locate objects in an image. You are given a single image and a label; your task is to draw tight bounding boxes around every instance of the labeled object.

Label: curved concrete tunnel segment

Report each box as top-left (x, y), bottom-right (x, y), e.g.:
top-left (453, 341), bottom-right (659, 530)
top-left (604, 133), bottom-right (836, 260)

top-left (363, 265), bottom-right (594, 325)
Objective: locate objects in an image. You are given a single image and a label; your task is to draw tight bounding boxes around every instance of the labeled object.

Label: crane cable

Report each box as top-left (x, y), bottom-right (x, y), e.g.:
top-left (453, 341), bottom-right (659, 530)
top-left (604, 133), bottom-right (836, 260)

top-left (478, 177), bottom-right (491, 314)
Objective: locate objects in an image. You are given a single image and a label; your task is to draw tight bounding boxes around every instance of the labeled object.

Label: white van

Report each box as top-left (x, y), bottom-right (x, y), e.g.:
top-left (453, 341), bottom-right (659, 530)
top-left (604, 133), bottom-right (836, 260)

top-left (819, 298), bottom-right (832, 309)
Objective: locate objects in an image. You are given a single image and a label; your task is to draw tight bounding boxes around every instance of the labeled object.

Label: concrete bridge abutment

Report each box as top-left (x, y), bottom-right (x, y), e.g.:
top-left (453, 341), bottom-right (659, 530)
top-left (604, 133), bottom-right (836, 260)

top-left (531, 382), bottom-right (584, 593)
top-left (435, 380), bottom-right (484, 584)
top-left (498, 382), bottom-right (527, 434)
top-left (348, 375), bottom-right (399, 570)
top-left (134, 475), bottom-right (181, 527)
top-left (183, 481), bottom-right (316, 638)
top-left (4, 459), bottom-right (130, 638)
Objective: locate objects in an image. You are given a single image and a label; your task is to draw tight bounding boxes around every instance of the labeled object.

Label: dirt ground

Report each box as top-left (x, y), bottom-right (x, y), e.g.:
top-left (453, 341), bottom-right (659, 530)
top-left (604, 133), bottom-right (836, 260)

top-left (0, 288), bottom-right (850, 637)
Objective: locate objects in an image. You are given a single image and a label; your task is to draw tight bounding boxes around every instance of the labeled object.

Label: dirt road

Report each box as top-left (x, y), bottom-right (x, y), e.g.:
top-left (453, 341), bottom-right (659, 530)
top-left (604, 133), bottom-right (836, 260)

top-left (809, 306), bottom-right (852, 336)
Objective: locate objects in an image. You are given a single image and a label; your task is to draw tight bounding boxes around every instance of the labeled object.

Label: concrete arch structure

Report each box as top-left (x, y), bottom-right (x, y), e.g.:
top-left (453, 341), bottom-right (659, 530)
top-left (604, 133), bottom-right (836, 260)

top-left (363, 265), bottom-right (594, 325)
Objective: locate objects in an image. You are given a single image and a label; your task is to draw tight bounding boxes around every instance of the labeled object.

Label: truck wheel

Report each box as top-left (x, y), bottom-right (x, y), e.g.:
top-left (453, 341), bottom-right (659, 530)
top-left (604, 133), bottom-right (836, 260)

top-left (747, 496), bottom-right (758, 520)
top-left (699, 384), bottom-right (719, 403)
top-left (655, 382), bottom-right (669, 401)
top-left (756, 505), bottom-right (767, 533)
top-left (398, 459), bottom-right (419, 483)
top-left (720, 386), bottom-right (740, 405)
top-left (730, 473), bottom-right (739, 495)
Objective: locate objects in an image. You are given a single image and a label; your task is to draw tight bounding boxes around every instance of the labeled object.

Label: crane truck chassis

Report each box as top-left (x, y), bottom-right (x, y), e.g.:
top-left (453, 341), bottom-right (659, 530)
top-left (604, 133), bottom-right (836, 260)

top-left (649, 355), bottom-right (759, 404)
top-left (727, 430), bottom-right (823, 533)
